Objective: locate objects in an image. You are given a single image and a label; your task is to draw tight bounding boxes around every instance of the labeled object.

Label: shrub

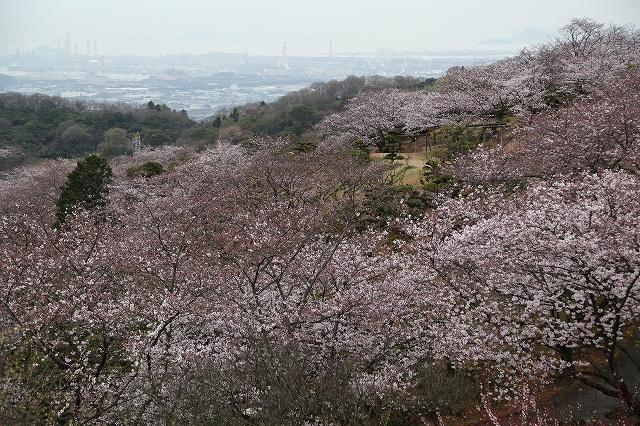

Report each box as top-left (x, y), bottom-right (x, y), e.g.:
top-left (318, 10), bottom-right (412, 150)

top-left (423, 182), bottom-right (438, 191)
top-left (126, 161), bottom-right (165, 178)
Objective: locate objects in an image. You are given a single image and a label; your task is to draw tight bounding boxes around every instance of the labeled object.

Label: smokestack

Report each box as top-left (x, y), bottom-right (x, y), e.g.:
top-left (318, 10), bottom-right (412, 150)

top-left (282, 41), bottom-right (287, 65)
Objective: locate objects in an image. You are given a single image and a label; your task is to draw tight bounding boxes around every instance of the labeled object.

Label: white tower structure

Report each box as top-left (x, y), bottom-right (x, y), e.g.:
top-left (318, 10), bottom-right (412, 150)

top-left (131, 132), bottom-right (142, 156)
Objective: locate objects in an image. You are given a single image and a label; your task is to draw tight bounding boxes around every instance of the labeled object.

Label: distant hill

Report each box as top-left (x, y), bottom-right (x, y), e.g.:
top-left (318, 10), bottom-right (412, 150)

top-left (478, 27), bottom-right (552, 45)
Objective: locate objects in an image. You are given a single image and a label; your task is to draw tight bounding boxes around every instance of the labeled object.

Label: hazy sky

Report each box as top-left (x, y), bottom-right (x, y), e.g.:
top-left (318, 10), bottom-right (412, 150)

top-left (1, 0), bottom-right (639, 57)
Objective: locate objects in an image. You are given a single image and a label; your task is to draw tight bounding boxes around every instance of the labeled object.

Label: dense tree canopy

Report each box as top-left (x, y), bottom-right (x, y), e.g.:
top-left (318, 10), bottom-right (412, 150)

top-left (2, 16), bottom-right (640, 425)
top-left (0, 95), bottom-right (198, 168)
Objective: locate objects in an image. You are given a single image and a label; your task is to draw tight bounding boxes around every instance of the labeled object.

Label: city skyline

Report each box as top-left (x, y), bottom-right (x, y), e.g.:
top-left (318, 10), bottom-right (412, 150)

top-left (1, 0), bottom-right (639, 57)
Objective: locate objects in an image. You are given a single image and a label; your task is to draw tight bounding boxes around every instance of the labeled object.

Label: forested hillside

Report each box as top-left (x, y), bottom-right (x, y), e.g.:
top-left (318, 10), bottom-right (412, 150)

top-left (0, 73), bottom-right (433, 171)
top-left (1, 18), bottom-right (640, 425)
top-left (0, 97), bottom-right (199, 169)
top-left (205, 75), bottom-right (434, 145)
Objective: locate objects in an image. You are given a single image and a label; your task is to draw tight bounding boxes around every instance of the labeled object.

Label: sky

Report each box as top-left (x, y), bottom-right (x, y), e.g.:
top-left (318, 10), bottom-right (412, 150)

top-left (1, 0), bottom-right (639, 57)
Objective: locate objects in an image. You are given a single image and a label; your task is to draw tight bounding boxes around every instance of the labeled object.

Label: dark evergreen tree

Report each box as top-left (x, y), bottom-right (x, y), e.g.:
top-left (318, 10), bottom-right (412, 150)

top-left (230, 107), bottom-right (240, 122)
top-left (54, 154), bottom-right (113, 228)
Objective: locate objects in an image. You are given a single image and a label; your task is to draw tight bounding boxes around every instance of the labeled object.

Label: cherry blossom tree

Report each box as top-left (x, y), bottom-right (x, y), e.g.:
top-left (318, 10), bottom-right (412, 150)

top-left (1, 140), bottom-right (443, 424)
top-left (454, 68), bottom-right (640, 185)
top-left (0, 161), bottom-right (138, 423)
top-left (434, 58), bottom-right (549, 122)
top-left (410, 170), bottom-right (640, 415)
top-left (4, 17), bottom-right (639, 424)
top-left (318, 88), bottom-right (423, 151)
top-left (529, 18), bottom-right (640, 100)
top-left (318, 18), bottom-right (639, 160)
top-left (418, 64), bottom-right (640, 417)
top-left (122, 140), bottom-right (434, 423)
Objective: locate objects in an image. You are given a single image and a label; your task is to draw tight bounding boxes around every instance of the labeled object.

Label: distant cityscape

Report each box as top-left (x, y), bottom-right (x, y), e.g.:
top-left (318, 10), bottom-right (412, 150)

top-left (0, 43), bottom-right (518, 121)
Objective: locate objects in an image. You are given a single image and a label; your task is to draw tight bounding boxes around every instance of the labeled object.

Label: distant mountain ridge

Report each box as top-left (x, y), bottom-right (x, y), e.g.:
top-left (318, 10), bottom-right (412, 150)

top-left (478, 27), bottom-right (552, 45)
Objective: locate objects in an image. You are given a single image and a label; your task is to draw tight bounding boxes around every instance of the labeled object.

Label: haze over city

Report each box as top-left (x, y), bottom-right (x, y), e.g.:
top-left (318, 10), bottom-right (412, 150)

top-left (2, 0), bottom-right (639, 57)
